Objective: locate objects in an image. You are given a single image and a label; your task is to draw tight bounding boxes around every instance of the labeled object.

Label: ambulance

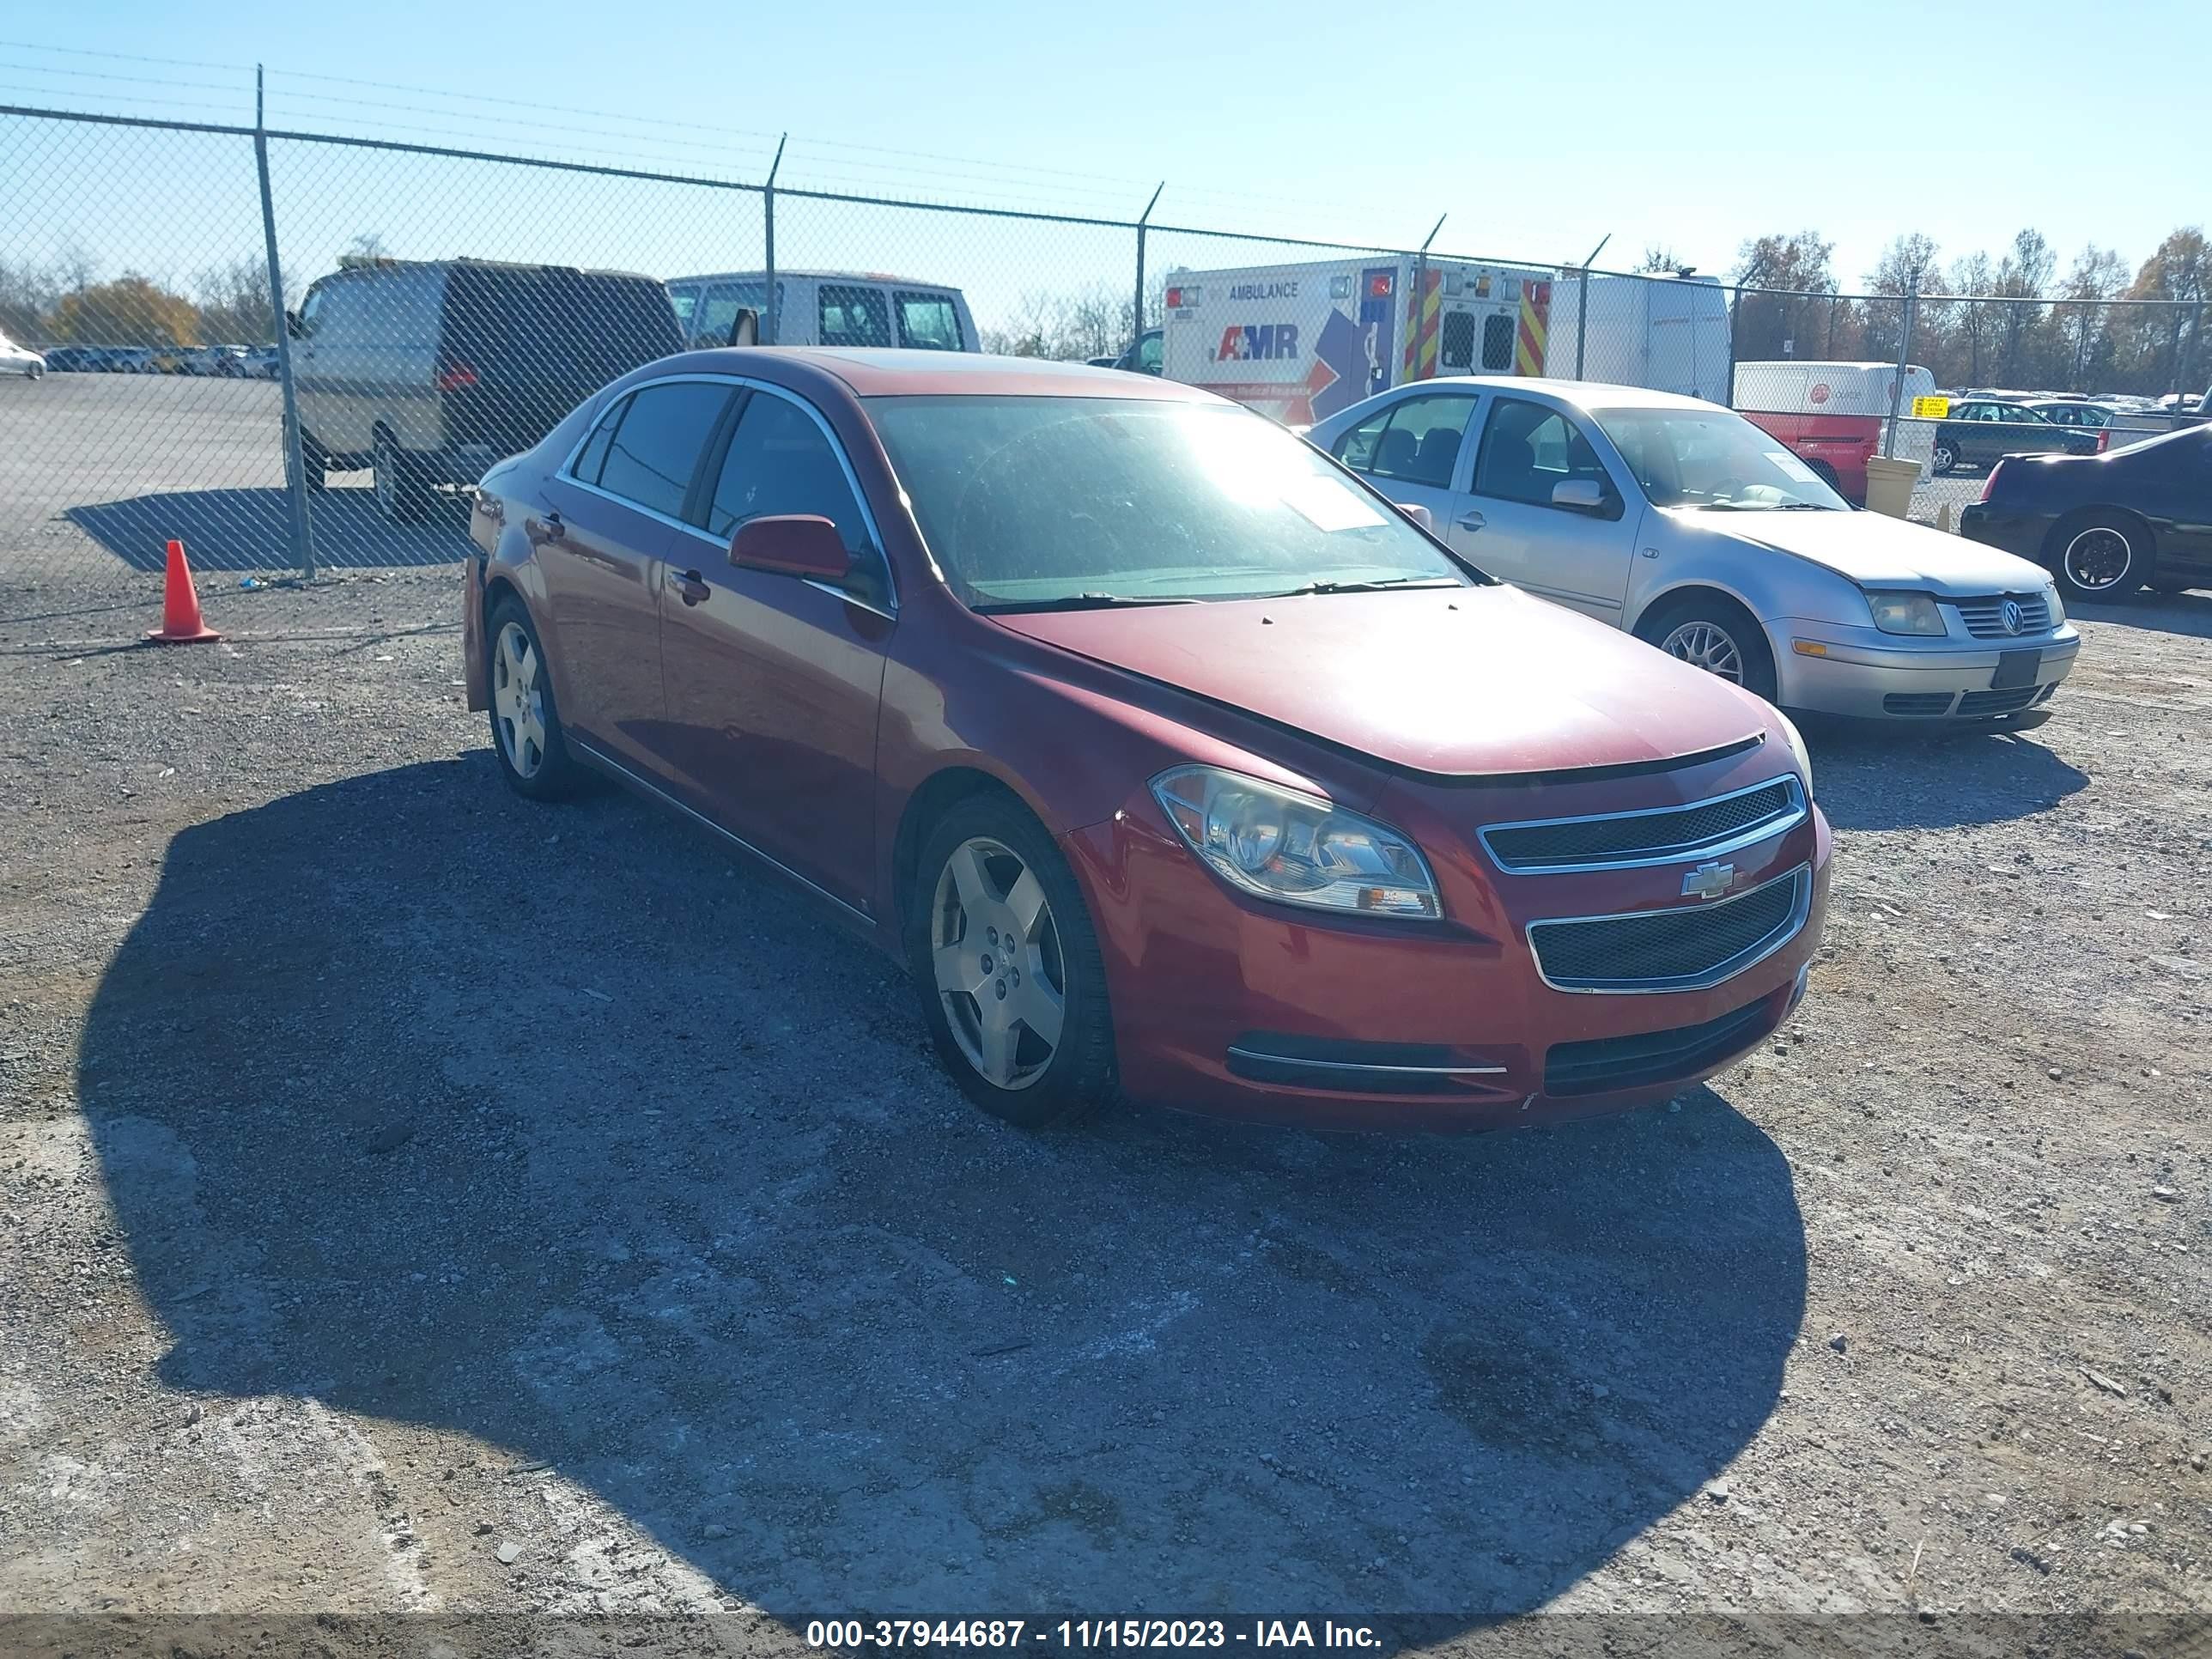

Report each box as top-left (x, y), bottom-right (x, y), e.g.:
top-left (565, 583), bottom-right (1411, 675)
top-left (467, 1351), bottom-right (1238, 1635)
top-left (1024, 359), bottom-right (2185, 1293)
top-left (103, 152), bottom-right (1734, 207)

top-left (1157, 258), bottom-right (1729, 427)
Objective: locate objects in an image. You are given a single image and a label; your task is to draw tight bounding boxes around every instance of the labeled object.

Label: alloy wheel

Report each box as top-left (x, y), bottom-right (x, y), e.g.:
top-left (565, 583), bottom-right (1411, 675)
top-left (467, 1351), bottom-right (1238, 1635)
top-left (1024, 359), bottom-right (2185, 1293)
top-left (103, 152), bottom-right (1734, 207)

top-left (2062, 526), bottom-right (2132, 593)
top-left (1660, 619), bottom-right (1745, 684)
top-left (492, 621), bottom-right (549, 778)
top-left (930, 836), bottom-right (1066, 1091)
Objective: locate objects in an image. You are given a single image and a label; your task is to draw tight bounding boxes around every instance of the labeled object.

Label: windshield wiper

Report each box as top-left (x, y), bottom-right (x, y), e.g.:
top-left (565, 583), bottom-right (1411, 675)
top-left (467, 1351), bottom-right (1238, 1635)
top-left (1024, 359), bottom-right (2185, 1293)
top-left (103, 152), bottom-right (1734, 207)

top-left (1774, 501), bottom-right (1841, 510)
top-left (972, 592), bottom-right (1202, 614)
top-left (1266, 576), bottom-right (1466, 598)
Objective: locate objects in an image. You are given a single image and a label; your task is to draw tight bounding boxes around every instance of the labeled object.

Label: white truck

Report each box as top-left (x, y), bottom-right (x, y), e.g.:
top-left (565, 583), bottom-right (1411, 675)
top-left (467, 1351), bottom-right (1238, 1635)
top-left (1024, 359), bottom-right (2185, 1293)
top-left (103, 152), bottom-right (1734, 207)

top-left (1157, 258), bottom-right (1729, 426)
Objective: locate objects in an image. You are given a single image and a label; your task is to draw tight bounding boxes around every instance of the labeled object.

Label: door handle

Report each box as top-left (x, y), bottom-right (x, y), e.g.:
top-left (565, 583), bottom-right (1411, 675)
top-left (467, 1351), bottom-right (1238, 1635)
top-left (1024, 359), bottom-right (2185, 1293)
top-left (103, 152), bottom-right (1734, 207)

top-left (1455, 509), bottom-right (1486, 532)
top-left (666, 567), bottom-right (711, 606)
top-left (527, 508), bottom-right (563, 544)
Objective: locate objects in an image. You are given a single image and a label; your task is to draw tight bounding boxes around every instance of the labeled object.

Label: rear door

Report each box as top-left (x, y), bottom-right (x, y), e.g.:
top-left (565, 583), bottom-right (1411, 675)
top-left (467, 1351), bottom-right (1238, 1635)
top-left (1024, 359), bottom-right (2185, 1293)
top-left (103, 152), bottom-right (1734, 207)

top-left (1327, 389), bottom-right (1483, 532)
top-left (653, 386), bottom-right (892, 912)
top-left (442, 267), bottom-right (682, 465)
top-left (1460, 395), bottom-right (1638, 623)
top-left (817, 283), bottom-right (895, 349)
top-left (537, 377), bottom-right (734, 775)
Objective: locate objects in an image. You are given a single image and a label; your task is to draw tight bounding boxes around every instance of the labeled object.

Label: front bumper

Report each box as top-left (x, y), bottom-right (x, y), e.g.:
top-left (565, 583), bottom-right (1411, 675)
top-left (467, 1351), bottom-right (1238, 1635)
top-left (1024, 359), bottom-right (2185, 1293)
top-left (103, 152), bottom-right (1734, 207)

top-left (1060, 782), bottom-right (1832, 1133)
top-left (1771, 617), bottom-right (2080, 720)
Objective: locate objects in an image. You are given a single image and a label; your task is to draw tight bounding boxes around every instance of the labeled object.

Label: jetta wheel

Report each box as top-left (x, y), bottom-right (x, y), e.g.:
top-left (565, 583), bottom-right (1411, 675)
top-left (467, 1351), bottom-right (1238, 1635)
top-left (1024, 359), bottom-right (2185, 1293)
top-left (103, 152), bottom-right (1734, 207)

top-left (2052, 516), bottom-right (2146, 603)
top-left (1639, 594), bottom-right (1779, 703)
top-left (486, 597), bottom-right (584, 800)
top-left (910, 798), bottom-right (1115, 1127)
top-left (1661, 619), bottom-right (1744, 682)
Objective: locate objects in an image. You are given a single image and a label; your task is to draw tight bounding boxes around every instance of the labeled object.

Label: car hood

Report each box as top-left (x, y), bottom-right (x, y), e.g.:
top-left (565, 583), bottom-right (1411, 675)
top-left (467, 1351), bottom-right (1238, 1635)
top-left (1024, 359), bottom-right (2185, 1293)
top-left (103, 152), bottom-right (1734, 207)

top-left (1686, 507), bottom-right (2052, 594)
top-left (988, 584), bottom-right (1768, 779)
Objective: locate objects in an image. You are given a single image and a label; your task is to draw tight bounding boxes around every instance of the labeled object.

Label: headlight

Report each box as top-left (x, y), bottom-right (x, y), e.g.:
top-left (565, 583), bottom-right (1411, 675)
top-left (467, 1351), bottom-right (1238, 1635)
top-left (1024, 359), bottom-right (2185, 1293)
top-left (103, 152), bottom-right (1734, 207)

top-left (2045, 580), bottom-right (2066, 625)
top-left (1775, 712), bottom-right (1814, 801)
top-left (1864, 590), bottom-right (1947, 636)
top-left (1150, 765), bottom-right (1441, 920)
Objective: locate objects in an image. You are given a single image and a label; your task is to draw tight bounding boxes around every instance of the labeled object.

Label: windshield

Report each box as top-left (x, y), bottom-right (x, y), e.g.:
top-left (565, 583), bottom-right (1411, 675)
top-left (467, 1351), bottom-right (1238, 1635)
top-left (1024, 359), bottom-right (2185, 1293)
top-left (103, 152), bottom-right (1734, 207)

top-left (866, 395), bottom-right (1475, 611)
top-left (1595, 405), bottom-right (1850, 511)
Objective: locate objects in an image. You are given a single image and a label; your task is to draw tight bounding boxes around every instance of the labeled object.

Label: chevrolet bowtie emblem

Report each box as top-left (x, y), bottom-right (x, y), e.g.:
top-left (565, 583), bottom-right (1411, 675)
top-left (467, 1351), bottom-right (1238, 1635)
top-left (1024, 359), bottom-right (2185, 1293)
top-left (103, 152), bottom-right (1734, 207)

top-left (1682, 861), bottom-right (1737, 901)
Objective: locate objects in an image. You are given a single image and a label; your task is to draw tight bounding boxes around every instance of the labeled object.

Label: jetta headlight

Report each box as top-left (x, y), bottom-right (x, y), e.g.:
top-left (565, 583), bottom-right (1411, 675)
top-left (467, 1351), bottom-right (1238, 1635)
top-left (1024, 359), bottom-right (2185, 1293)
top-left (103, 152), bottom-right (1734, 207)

top-left (1864, 590), bottom-right (1947, 635)
top-left (2045, 580), bottom-right (2066, 625)
top-left (1150, 765), bottom-right (1441, 920)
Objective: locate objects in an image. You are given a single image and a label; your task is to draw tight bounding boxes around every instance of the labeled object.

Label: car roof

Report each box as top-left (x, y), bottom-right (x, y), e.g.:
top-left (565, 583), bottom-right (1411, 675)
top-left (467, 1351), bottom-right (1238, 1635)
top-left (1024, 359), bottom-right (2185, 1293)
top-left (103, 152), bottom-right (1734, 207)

top-left (671, 346), bottom-right (1225, 402)
top-left (667, 270), bottom-right (963, 288)
top-left (1364, 375), bottom-right (1725, 414)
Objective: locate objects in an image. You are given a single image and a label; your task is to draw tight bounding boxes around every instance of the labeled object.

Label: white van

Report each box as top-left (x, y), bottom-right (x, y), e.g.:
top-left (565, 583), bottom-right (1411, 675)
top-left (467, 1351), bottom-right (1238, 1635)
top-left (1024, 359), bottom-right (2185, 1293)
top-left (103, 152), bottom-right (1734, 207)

top-left (665, 270), bottom-right (978, 352)
top-left (1731, 360), bottom-right (1939, 504)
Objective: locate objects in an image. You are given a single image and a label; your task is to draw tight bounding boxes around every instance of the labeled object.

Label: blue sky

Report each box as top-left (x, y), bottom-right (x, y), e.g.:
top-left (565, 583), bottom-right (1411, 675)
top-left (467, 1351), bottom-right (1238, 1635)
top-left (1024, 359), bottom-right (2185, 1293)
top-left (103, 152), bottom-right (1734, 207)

top-left (5, 0), bottom-right (2206, 326)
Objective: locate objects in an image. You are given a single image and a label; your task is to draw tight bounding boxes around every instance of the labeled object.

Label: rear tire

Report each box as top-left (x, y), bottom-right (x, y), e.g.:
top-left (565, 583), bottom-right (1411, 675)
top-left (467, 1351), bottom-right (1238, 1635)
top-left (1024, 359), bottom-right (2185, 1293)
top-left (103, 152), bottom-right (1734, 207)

top-left (374, 428), bottom-right (434, 524)
top-left (1638, 593), bottom-right (1779, 705)
top-left (485, 596), bottom-right (586, 801)
top-left (1930, 437), bottom-right (1959, 477)
top-left (298, 434), bottom-right (327, 495)
top-left (2047, 511), bottom-right (2149, 604)
top-left (907, 795), bottom-right (1117, 1130)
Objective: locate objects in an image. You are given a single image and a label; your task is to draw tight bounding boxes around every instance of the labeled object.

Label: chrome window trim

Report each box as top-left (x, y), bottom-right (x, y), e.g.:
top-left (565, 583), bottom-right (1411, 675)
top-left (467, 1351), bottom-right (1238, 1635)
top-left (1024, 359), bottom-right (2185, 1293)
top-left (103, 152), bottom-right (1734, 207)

top-left (558, 371), bottom-right (898, 616)
top-left (1224, 1047), bottom-right (1507, 1078)
top-left (1479, 774), bottom-right (1808, 874)
top-left (572, 737), bottom-right (872, 926)
top-left (1526, 863), bottom-right (1813, 996)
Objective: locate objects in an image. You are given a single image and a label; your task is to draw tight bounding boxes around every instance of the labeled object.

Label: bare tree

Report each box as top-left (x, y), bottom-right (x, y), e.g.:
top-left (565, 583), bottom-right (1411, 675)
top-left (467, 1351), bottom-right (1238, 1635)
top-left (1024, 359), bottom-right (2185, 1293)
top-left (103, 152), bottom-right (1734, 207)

top-left (1634, 245), bottom-right (1685, 274)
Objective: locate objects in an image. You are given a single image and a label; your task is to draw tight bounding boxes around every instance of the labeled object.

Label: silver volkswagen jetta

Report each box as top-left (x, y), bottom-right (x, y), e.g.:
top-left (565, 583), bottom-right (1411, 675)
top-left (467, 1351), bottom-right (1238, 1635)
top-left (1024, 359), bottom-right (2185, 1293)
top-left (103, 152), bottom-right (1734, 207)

top-left (1304, 377), bottom-right (2080, 723)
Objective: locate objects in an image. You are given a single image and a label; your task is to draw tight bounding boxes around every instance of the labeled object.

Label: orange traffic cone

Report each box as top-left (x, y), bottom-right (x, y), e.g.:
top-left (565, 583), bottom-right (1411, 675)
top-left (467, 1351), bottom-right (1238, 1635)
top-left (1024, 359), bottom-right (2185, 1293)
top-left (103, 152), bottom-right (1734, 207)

top-left (146, 539), bottom-right (219, 645)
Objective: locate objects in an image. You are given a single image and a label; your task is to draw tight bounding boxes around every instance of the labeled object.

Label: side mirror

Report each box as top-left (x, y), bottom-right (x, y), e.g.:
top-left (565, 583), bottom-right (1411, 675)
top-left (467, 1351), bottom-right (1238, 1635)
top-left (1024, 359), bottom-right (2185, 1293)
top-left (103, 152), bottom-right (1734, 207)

top-left (1395, 501), bottom-right (1434, 532)
top-left (283, 310), bottom-right (302, 338)
top-left (1551, 477), bottom-right (1614, 515)
top-left (730, 514), bottom-right (851, 581)
top-left (725, 307), bottom-right (758, 348)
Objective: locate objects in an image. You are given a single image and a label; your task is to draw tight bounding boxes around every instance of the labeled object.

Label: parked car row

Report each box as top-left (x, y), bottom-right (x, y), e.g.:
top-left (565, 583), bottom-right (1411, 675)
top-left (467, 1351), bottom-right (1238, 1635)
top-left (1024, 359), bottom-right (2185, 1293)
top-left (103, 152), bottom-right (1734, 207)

top-left (36, 342), bottom-right (259, 375)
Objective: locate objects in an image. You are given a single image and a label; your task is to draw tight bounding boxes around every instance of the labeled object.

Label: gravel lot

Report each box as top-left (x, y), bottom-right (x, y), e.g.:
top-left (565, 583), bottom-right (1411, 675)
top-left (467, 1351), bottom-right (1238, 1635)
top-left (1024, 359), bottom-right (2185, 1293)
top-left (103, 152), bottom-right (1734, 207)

top-left (1, 561), bottom-right (2210, 1650)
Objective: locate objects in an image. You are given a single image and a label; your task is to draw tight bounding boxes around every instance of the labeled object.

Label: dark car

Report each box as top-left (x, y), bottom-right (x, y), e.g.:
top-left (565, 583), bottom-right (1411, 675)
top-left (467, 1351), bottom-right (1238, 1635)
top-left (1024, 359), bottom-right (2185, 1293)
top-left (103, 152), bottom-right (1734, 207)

top-left (40, 344), bottom-right (104, 373)
top-left (1931, 398), bottom-right (2100, 475)
top-left (289, 257), bottom-right (682, 522)
top-left (461, 348), bottom-right (1828, 1133)
top-left (1958, 424), bottom-right (2212, 602)
top-left (2023, 398), bottom-right (2119, 432)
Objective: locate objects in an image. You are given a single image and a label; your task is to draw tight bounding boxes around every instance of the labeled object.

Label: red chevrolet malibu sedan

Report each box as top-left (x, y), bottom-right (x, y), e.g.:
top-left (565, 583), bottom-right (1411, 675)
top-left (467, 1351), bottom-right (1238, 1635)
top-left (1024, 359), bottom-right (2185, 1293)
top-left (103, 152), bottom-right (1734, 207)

top-left (463, 349), bottom-right (1831, 1132)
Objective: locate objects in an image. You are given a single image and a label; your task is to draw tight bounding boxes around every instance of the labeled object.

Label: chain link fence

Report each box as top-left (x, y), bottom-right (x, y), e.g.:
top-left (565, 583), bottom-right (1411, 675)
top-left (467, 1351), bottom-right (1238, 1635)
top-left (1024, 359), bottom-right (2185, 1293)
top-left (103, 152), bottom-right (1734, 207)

top-left (3, 102), bottom-right (2207, 611)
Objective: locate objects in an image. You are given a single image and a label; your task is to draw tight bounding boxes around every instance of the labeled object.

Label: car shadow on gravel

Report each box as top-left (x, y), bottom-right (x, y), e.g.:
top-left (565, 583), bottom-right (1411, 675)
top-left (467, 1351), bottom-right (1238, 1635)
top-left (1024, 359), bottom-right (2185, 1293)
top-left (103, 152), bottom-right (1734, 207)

top-left (1803, 722), bottom-right (2089, 833)
top-left (66, 487), bottom-right (471, 573)
top-left (2069, 590), bottom-right (2212, 641)
top-left (77, 757), bottom-right (1808, 1624)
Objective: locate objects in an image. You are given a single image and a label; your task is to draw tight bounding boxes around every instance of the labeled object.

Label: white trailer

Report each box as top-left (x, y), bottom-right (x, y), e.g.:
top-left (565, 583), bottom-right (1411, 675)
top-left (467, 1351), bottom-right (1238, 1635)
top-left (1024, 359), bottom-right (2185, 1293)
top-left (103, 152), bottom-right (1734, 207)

top-left (1158, 257), bottom-right (1730, 424)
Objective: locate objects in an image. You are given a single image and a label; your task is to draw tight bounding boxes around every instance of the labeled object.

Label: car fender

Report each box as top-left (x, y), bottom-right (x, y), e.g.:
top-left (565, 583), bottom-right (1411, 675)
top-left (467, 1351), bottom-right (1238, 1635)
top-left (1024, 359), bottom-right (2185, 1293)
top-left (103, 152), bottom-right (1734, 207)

top-left (1624, 514), bottom-right (1854, 637)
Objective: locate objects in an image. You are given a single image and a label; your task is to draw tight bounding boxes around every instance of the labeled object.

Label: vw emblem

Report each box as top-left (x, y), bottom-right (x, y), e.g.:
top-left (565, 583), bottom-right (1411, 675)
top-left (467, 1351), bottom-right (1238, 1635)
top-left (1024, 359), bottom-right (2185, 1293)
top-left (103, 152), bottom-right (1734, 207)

top-left (2000, 598), bottom-right (2025, 635)
top-left (1681, 861), bottom-right (1737, 902)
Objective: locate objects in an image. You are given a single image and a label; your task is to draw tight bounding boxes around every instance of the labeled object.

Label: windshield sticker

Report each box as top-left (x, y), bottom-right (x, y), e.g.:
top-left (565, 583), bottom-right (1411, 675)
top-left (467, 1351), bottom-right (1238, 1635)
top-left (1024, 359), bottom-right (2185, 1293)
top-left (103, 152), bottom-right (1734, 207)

top-left (1765, 450), bottom-right (1822, 484)
top-left (1279, 475), bottom-right (1387, 532)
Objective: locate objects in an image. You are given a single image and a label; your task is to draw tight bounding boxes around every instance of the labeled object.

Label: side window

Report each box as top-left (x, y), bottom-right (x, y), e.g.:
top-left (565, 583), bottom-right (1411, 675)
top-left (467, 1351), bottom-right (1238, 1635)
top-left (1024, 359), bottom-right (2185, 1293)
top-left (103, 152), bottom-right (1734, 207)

top-left (1481, 313), bottom-right (1516, 372)
top-left (298, 284), bottom-right (327, 337)
top-left (1369, 394), bottom-right (1479, 489)
top-left (896, 292), bottom-right (963, 350)
top-left (707, 392), bottom-right (872, 556)
top-left (1474, 398), bottom-right (1609, 508)
top-left (1333, 406), bottom-right (1393, 471)
top-left (818, 284), bottom-right (892, 349)
top-left (666, 287), bottom-right (698, 343)
top-left (1137, 331), bottom-right (1163, 374)
top-left (697, 281), bottom-right (776, 348)
top-left (592, 380), bottom-right (732, 519)
top-left (569, 395), bottom-right (626, 484)
top-left (306, 276), bottom-right (362, 340)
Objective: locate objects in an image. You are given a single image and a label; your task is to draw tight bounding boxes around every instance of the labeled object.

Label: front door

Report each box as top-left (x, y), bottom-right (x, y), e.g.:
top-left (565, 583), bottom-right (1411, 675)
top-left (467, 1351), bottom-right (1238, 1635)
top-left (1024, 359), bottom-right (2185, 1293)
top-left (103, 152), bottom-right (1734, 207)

top-left (1457, 395), bottom-right (1638, 623)
top-left (653, 387), bottom-right (891, 915)
top-left (536, 377), bottom-right (735, 774)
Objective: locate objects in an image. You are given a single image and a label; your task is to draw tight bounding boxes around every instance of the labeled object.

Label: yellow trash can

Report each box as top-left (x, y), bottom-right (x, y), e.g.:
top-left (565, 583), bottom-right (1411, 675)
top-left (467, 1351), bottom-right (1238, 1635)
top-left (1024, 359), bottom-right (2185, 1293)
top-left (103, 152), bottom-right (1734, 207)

top-left (1863, 454), bottom-right (1922, 520)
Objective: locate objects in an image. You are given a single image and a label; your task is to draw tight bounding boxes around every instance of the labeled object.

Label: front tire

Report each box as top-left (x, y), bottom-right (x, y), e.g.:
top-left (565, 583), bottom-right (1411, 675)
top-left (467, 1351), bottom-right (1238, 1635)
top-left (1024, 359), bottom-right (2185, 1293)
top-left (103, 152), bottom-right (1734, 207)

top-left (908, 797), bottom-right (1116, 1129)
top-left (486, 597), bottom-right (586, 800)
top-left (2048, 512), bottom-right (2148, 603)
top-left (1930, 437), bottom-right (1958, 476)
top-left (374, 428), bottom-right (434, 524)
top-left (1640, 594), bottom-right (1779, 704)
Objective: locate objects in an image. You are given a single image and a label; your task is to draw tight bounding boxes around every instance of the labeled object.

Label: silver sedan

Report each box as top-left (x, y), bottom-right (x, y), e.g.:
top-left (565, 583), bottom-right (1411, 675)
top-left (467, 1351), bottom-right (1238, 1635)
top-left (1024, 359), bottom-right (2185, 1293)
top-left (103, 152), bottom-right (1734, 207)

top-left (1304, 378), bottom-right (2080, 723)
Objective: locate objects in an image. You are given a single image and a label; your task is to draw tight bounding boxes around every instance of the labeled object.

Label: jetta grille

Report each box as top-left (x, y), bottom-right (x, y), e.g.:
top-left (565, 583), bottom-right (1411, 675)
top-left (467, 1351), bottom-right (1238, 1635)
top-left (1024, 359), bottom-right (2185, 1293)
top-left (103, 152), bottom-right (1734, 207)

top-left (1528, 866), bottom-right (1811, 993)
top-left (1480, 777), bottom-right (1805, 873)
top-left (1954, 592), bottom-right (2052, 639)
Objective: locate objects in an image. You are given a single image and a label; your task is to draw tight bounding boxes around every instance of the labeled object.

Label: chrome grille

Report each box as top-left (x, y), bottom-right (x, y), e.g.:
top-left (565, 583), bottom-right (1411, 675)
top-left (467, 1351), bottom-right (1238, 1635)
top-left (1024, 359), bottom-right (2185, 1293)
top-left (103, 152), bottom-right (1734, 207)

top-left (1953, 592), bottom-right (2052, 639)
top-left (1480, 776), bottom-right (1805, 873)
top-left (1528, 866), bottom-right (1811, 993)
